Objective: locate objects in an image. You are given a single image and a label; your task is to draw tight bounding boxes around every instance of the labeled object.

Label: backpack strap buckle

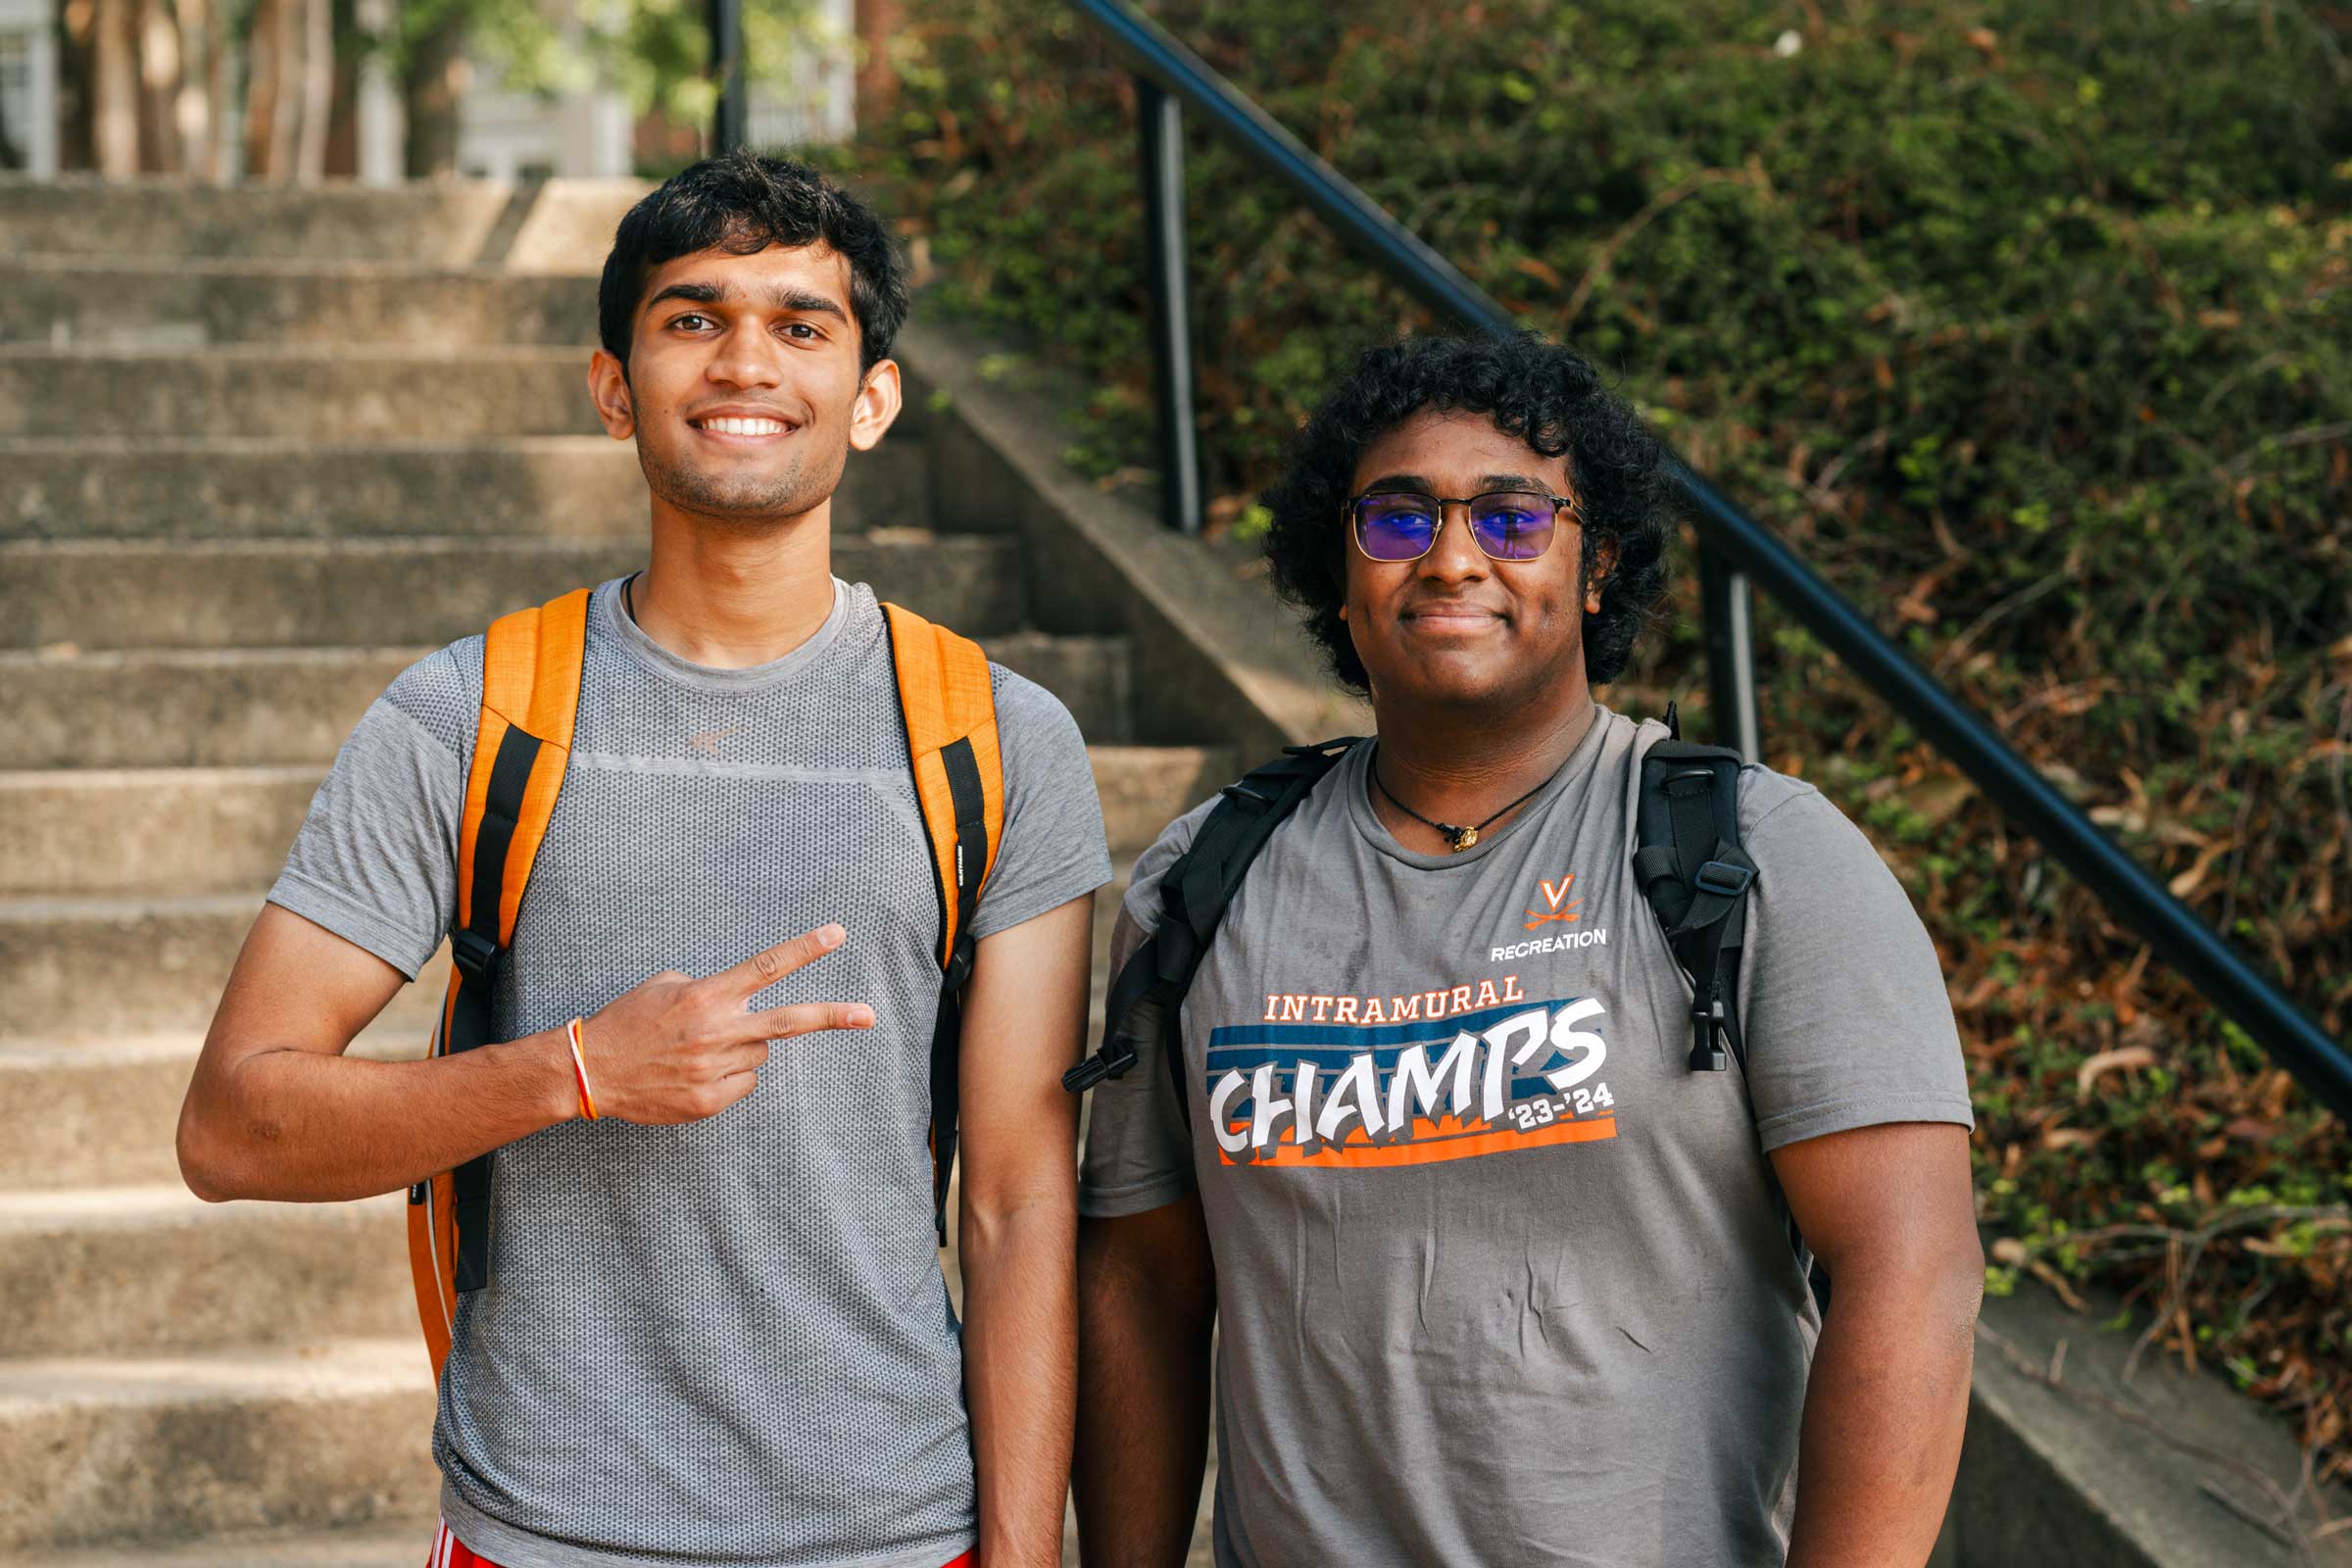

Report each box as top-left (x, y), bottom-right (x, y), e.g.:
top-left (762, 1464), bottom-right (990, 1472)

top-left (450, 928), bottom-right (501, 983)
top-left (1062, 1039), bottom-right (1137, 1094)
top-left (1695, 859), bottom-right (1754, 899)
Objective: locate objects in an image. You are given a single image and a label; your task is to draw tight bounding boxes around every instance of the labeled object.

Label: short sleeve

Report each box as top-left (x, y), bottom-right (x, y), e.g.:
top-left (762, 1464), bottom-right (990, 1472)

top-left (966, 668), bottom-right (1113, 942)
top-left (263, 642), bottom-right (476, 982)
top-left (1735, 786), bottom-right (1977, 1152)
top-left (1076, 802), bottom-right (1215, 1219)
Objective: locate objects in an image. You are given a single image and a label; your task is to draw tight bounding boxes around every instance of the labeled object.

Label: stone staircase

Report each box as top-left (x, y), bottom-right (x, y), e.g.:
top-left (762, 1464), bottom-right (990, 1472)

top-left (0, 175), bottom-right (1228, 1564)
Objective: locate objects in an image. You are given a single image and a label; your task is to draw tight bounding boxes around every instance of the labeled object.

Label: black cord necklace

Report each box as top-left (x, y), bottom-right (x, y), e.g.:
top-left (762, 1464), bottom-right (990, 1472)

top-left (621, 570), bottom-right (642, 626)
top-left (1371, 759), bottom-right (1551, 853)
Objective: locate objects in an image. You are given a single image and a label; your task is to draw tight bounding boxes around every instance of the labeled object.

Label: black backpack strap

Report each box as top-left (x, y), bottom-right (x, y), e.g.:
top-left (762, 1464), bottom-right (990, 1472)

top-left (1064, 738), bottom-right (1364, 1133)
top-left (1636, 728), bottom-right (1833, 1314)
top-left (1634, 738), bottom-right (1757, 1074)
top-left (442, 723), bottom-right (542, 1292)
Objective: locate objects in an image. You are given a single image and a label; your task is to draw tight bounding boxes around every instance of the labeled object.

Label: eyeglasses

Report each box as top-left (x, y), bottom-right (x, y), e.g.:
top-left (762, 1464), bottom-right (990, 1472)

top-left (1346, 489), bottom-right (1581, 564)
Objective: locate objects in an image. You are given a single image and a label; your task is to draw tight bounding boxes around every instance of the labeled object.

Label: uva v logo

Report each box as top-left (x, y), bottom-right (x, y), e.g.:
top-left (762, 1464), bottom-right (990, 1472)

top-left (1525, 871), bottom-right (1581, 930)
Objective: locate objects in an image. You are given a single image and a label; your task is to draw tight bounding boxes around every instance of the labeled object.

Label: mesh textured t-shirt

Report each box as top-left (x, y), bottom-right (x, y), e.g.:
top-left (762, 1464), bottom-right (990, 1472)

top-left (1078, 707), bottom-right (1973, 1567)
top-left (268, 575), bottom-right (1111, 1568)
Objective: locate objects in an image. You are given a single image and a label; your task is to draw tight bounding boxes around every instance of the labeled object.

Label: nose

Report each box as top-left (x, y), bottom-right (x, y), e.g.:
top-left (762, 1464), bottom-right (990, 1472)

top-left (1418, 500), bottom-right (1490, 587)
top-left (705, 322), bottom-right (785, 391)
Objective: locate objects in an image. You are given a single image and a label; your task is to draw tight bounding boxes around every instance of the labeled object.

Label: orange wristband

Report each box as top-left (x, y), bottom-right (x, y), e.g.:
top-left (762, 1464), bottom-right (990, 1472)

top-left (565, 1016), bottom-right (600, 1121)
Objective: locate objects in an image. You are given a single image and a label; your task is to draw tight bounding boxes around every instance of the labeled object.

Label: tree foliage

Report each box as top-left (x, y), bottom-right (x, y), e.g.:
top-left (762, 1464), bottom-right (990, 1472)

top-left (825, 0), bottom-right (2352, 1482)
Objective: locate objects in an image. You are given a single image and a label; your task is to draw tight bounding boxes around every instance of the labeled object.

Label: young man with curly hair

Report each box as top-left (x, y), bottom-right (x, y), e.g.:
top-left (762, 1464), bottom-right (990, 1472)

top-left (1072, 332), bottom-right (1982, 1567)
top-left (177, 153), bottom-right (1104, 1568)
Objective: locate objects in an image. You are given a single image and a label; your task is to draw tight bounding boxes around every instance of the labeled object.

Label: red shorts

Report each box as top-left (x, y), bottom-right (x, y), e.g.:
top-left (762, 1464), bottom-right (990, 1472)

top-left (428, 1519), bottom-right (975, 1567)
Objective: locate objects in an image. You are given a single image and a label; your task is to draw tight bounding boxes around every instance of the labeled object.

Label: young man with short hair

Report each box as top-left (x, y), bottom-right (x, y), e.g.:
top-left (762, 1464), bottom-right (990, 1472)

top-left (178, 152), bottom-right (1105, 1568)
top-left (1073, 332), bottom-right (1983, 1566)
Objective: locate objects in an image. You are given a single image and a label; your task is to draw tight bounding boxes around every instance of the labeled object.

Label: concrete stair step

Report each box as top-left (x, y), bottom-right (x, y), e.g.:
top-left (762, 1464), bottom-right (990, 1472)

top-left (0, 537), bottom-right (1026, 652)
top-left (0, 1336), bottom-right (436, 1550)
top-left (0, 435), bottom-right (926, 542)
top-left (0, 1019), bottom-right (424, 1192)
top-left (0, 893), bottom-right (448, 1041)
top-left (0, 344), bottom-right (603, 439)
top-left (0, 172), bottom-right (644, 266)
top-left (1, 256), bottom-right (600, 350)
top-left (0, 1519), bottom-right (438, 1568)
top-left (0, 743), bottom-right (1205, 900)
top-left (0, 818), bottom-right (1158, 1045)
top-left (0, 634), bottom-right (1147, 773)
top-left (0, 1187), bottom-right (413, 1358)
top-left (3, 867), bottom-right (1139, 1193)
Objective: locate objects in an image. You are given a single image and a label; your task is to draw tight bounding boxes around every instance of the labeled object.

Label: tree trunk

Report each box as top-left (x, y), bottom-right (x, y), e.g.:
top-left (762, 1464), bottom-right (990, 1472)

top-left (402, 8), bottom-right (466, 178)
top-left (855, 0), bottom-right (904, 125)
top-left (324, 0), bottom-right (360, 178)
top-left (91, 0), bottom-right (140, 174)
top-left (59, 0), bottom-right (98, 171)
top-left (267, 0), bottom-right (301, 177)
top-left (293, 0), bottom-right (331, 179)
top-left (242, 0), bottom-right (281, 176)
top-left (202, 0), bottom-right (231, 179)
top-left (134, 0), bottom-right (183, 172)
top-left (174, 0), bottom-right (216, 178)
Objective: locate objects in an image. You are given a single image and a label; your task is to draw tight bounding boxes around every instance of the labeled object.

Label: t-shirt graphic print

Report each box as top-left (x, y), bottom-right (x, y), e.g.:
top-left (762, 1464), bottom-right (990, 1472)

top-left (1078, 707), bottom-right (1973, 1568)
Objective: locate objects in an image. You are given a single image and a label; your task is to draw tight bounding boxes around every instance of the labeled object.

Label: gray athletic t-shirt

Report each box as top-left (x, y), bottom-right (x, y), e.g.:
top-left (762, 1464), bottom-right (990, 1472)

top-left (1078, 706), bottom-right (1973, 1567)
top-left (269, 576), bottom-right (1111, 1568)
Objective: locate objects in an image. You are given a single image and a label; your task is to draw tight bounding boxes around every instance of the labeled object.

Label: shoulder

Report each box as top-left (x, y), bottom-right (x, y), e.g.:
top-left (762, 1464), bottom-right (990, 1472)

top-left (1733, 761), bottom-right (1833, 845)
top-left (1732, 763), bottom-right (1881, 873)
top-left (986, 661), bottom-right (1083, 744)
top-left (375, 633), bottom-right (485, 762)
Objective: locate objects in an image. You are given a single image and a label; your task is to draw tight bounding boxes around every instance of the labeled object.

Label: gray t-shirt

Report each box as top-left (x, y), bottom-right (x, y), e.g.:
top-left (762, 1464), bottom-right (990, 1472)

top-left (1078, 706), bottom-right (1973, 1567)
top-left (269, 576), bottom-right (1111, 1568)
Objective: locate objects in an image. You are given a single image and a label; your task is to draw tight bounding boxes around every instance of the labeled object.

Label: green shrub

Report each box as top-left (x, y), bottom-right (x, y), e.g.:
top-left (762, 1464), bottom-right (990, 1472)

top-left (828, 0), bottom-right (2352, 1480)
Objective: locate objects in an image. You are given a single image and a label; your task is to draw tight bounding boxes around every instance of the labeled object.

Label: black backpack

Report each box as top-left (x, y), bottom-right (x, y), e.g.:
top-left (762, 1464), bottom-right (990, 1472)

top-left (1060, 709), bottom-right (1830, 1310)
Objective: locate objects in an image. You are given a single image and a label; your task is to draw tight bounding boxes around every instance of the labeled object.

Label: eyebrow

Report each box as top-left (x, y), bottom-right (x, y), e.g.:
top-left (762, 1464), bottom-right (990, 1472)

top-left (1355, 471), bottom-right (1555, 494)
top-left (643, 280), bottom-right (851, 323)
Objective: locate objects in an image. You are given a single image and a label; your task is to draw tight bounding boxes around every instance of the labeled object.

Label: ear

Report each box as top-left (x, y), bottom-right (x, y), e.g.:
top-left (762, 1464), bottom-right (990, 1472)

top-left (1583, 535), bottom-right (1619, 615)
top-left (587, 349), bottom-right (635, 440)
top-left (847, 359), bottom-right (904, 453)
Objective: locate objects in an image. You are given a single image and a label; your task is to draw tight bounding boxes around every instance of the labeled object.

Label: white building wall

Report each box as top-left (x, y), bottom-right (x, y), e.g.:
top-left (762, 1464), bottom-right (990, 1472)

top-left (0, 0), bottom-right (58, 175)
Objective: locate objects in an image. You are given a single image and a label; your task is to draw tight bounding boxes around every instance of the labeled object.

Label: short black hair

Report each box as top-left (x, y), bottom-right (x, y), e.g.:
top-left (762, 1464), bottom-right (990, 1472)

top-left (598, 149), bottom-right (910, 376)
top-left (1260, 331), bottom-right (1672, 692)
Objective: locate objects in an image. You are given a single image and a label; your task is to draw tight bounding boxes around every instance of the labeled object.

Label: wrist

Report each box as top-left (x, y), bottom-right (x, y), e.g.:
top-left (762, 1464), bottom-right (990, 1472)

top-left (515, 1026), bottom-right (581, 1127)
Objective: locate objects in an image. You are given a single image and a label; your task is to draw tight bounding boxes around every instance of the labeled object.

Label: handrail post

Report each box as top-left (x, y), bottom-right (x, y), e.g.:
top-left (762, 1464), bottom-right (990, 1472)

top-left (1698, 546), bottom-right (1763, 763)
top-left (708, 0), bottom-right (747, 153)
top-left (1136, 76), bottom-right (1203, 534)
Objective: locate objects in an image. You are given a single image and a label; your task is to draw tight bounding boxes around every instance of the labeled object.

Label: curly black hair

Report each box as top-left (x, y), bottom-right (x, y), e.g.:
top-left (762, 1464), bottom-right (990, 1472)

top-left (598, 149), bottom-right (908, 377)
top-left (1260, 331), bottom-right (1672, 692)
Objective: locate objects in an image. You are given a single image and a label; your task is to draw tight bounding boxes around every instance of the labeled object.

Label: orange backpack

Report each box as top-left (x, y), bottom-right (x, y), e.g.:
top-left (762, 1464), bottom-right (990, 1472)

top-left (407, 589), bottom-right (1004, 1377)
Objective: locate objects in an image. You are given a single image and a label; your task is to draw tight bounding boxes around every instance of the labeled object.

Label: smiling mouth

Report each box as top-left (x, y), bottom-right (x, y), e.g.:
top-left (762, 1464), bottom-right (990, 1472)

top-left (688, 415), bottom-right (797, 442)
top-left (1403, 604), bottom-right (1504, 626)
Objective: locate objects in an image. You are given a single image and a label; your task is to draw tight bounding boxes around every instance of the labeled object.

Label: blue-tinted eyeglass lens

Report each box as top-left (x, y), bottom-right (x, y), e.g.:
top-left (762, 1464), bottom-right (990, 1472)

top-left (1468, 493), bottom-right (1556, 561)
top-left (1355, 494), bottom-right (1439, 560)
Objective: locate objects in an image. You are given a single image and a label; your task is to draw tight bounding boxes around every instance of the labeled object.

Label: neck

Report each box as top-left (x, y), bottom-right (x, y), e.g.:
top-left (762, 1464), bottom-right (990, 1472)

top-left (629, 496), bottom-right (836, 668)
top-left (1369, 681), bottom-right (1599, 849)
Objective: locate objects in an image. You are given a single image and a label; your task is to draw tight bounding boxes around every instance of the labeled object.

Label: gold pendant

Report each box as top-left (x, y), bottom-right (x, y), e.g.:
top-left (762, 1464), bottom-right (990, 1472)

top-left (1451, 827), bottom-right (1479, 852)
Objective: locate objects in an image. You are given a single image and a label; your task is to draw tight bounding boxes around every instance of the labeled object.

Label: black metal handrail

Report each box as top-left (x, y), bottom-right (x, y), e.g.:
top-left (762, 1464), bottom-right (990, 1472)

top-left (1070, 0), bottom-right (2352, 1124)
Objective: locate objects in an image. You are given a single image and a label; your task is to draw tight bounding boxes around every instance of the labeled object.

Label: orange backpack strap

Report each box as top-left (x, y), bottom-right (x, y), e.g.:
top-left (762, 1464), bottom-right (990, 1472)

top-left (880, 602), bottom-right (1005, 1243)
top-left (408, 587), bottom-right (590, 1380)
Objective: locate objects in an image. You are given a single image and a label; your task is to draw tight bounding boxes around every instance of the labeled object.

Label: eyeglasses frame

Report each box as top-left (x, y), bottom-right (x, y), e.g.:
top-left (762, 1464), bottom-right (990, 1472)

top-left (1343, 487), bottom-right (1586, 564)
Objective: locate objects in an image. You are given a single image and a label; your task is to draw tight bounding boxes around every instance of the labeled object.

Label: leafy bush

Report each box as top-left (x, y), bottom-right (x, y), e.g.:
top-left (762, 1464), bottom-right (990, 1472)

top-left (828, 0), bottom-right (2352, 1482)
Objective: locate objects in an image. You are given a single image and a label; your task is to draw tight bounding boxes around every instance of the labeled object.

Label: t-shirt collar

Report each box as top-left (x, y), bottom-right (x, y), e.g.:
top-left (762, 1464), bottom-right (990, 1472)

top-left (1344, 704), bottom-right (1621, 869)
top-left (596, 572), bottom-right (850, 693)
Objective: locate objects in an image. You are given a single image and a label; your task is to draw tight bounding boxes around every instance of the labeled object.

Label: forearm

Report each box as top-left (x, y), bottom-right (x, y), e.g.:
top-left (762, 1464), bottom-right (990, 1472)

top-left (1786, 1262), bottom-right (1982, 1567)
top-left (178, 1028), bottom-right (574, 1203)
top-left (962, 1196), bottom-right (1078, 1568)
top-left (1073, 1222), bottom-right (1214, 1567)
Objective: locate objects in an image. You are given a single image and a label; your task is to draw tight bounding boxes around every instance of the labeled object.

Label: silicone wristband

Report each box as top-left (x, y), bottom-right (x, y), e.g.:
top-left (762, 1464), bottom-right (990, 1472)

top-left (565, 1016), bottom-right (600, 1121)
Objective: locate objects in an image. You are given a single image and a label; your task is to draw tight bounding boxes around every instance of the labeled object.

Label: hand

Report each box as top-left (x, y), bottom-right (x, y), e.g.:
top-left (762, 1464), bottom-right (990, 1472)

top-left (578, 923), bottom-right (874, 1125)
